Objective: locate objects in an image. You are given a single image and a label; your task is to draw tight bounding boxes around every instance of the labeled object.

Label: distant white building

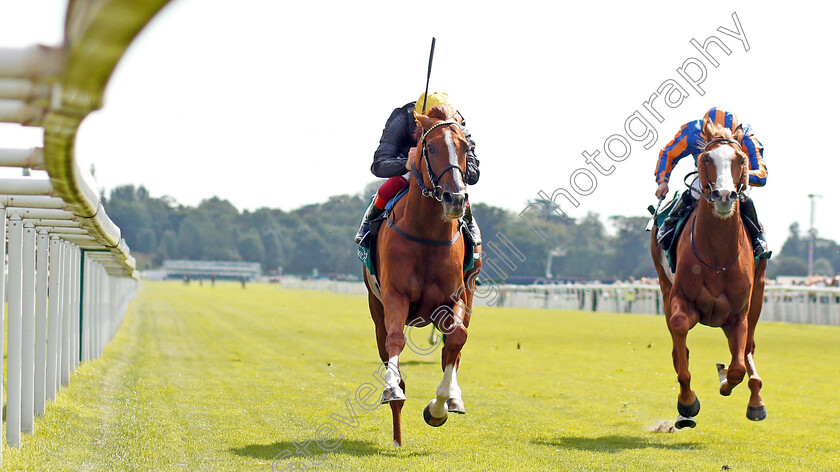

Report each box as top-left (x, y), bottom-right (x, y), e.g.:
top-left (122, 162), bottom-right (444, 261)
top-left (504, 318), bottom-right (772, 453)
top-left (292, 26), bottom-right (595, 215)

top-left (163, 260), bottom-right (261, 281)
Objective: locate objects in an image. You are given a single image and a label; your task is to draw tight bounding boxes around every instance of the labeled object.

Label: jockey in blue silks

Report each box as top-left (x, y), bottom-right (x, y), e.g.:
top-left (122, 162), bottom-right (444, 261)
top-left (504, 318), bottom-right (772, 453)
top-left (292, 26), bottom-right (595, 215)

top-left (654, 107), bottom-right (771, 259)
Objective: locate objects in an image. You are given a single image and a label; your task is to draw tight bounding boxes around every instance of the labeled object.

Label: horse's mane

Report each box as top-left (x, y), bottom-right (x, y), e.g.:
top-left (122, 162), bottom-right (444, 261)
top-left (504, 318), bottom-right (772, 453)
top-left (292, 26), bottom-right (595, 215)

top-left (413, 104), bottom-right (457, 140)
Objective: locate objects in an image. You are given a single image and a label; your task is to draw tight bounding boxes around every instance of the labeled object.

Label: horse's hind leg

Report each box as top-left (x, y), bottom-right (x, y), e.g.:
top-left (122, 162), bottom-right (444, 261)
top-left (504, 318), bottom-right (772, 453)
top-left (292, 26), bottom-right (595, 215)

top-left (745, 258), bottom-right (768, 421)
top-left (668, 296), bottom-right (700, 428)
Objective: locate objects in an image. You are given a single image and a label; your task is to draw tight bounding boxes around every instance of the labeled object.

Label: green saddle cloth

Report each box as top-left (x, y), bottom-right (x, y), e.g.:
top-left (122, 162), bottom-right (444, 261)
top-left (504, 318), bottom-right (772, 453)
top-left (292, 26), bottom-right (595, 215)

top-left (650, 191), bottom-right (692, 273)
top-left (358, 190), bottom-right (477, 278)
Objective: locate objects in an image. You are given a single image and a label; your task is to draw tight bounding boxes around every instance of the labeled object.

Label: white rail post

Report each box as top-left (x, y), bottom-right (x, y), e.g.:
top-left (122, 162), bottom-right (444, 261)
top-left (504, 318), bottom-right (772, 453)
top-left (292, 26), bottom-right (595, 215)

top-left (21, 220), bottom-right (36, 434)
top-left (46, 236), bottom-right (63, 402)
top-left (7, 214), bottom-right (23, 446)
top-left (72, 245), bottom-right (81, 369)
top-left (81, 251), bottom-right (89, 363)
top-left (99, 267), bottom-right (105, 357)
top-left (0, 206), bottom-right (6, 461)
top-left (34, 229), bottom-right (49, 417)
top-left (60, 240), bottom-right (72, 386)
top-left (90, 263), bottom-right (98, 359)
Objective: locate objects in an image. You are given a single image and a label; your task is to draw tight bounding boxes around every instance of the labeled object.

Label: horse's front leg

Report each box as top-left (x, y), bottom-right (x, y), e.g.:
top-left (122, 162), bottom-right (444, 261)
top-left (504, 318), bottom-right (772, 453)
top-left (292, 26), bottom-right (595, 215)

top-left (424, 302), bottom-right (469, 427)
top-left (668, 294), bottom-right (700, 428)
top-left (381, 289), bottom-right (410, 403)
top-left (718, 314), bottom-right (748, 396)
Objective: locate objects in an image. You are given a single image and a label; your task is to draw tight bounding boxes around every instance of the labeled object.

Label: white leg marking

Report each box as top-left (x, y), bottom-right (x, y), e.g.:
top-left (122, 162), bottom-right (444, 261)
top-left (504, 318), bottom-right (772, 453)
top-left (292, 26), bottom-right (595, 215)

top-left (449, 365), bottom-right (462, 400)
top-left (384, 355), bottom-right (401, 388)
top-left (429, 364), bottom-right (455, 418)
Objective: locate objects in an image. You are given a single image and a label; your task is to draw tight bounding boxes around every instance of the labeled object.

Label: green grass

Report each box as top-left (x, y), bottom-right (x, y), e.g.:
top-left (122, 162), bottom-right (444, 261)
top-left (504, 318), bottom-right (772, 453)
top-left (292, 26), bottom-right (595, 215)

top-left (3, 280), bottom-right (839, 471)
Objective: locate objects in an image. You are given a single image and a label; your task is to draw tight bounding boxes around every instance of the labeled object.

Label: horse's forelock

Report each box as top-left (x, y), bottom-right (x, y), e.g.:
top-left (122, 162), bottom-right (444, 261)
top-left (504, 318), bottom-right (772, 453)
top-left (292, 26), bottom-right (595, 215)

top-left (414, 104), bottom-right (457, 140)
top-left (427, 104), bottom-right (454, 121)
top-left (699, 122), bottom-right (734, 149)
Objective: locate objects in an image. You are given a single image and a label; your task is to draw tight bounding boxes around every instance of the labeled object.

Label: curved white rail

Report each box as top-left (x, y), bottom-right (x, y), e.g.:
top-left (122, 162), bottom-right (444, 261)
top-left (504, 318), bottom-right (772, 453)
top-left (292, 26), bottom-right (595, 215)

top-left (0, 0), bottom-right (173, 457)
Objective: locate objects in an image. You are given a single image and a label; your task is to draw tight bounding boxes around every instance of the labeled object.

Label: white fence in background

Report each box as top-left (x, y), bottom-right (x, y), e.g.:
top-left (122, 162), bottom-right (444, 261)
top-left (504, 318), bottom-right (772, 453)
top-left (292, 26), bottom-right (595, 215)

top-left (281, 277), bottom-right (840, 326)
top-left (492, 284), bottom-right (840, 325)
top-left (0, 0), bottom-right (164, 460)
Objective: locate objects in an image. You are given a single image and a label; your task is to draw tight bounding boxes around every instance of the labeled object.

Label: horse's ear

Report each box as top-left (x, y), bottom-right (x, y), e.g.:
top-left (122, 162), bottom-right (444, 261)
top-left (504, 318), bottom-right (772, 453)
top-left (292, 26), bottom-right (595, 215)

top-left (702, 119), bottom-right (716, 140)
top-left (733, 125), bottom-right (745, 142)
top-left (414, 113), bottom-right (432, 132)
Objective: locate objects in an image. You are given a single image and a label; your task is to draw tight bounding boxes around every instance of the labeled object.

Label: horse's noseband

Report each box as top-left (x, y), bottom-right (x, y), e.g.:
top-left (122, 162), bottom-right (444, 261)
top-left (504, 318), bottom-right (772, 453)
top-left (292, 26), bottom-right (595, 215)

top-left (411, 120), bottom-right (467, 202)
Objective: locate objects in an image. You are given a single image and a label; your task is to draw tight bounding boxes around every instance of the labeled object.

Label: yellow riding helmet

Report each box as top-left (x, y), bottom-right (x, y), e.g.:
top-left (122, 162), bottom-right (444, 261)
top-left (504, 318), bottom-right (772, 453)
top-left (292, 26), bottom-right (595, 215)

top-left (414, 92), bottom-right (454, 116)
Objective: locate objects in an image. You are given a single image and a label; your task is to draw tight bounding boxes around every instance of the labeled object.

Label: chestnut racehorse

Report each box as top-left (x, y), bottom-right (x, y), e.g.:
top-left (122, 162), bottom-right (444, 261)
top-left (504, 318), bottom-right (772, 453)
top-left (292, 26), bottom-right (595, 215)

top-left (363, 104), bottom-right (482, 447)
top-left (651, 120), bottom-right (768, 429)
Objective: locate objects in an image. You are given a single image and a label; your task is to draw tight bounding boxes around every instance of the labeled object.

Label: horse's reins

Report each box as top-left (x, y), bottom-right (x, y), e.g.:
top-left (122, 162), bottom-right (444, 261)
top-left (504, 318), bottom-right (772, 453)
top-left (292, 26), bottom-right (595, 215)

top-left (387, 119), bottom-right (466, 247)
top-left (688, 214), bottom-right (741, 272)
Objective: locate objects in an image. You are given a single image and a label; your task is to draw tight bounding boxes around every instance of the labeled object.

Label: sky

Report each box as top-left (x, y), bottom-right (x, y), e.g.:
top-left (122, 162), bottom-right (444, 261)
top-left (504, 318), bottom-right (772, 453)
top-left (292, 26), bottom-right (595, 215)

top-left (1, 0), bottom-right (839, 247)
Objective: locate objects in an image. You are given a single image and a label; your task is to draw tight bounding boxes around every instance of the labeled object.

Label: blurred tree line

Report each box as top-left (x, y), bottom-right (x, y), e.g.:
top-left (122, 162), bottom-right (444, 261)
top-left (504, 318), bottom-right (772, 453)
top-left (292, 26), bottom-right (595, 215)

top-left (102, 184), bottom-right (836, 280)
top-left (765, 222), bottom-right (839, 279)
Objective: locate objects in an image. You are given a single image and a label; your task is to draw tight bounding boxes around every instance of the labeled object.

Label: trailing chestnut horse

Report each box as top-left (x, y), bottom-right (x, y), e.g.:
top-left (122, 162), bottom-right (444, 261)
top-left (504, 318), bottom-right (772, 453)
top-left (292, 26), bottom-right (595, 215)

top-left (651, 121), bottom-right (768, 429)
top-left (363, 104), bottom-right (482, 446)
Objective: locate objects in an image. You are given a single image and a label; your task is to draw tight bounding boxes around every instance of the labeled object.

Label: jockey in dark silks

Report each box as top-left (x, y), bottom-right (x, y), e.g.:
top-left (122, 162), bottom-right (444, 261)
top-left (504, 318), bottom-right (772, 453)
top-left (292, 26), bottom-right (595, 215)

top-left (655, 107), bottom-right (771, 259)
top-left (355, 92), bottom-right (481, 247)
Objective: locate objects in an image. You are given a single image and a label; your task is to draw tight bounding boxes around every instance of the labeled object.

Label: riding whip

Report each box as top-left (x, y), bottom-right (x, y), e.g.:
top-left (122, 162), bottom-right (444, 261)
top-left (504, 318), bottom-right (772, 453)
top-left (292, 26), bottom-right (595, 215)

top-left (422, 37), bottom-right (436, 113)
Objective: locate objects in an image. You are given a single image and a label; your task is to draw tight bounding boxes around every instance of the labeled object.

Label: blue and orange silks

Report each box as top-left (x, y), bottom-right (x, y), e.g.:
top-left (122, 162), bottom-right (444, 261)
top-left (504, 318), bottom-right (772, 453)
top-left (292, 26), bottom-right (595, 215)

top-left (654, 107), bottom-right (767, 187)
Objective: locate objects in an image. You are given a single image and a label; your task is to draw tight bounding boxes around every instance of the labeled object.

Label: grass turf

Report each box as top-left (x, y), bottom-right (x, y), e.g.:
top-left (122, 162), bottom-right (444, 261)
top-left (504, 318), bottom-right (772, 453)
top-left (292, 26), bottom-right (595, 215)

top-left (3, 280), bottom-right (838, 471)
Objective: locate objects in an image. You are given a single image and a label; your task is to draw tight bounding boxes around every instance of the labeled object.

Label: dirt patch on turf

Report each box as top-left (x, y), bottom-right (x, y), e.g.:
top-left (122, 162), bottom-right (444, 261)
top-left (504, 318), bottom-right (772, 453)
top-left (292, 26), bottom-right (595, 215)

top-left (651, 420), bottom-right (678, 433)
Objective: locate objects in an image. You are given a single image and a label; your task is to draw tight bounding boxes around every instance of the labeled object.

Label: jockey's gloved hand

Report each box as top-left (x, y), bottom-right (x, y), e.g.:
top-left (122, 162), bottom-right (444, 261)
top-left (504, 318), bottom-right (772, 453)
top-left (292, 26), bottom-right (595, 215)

top-left (655, 182), bottom-right (669, 200)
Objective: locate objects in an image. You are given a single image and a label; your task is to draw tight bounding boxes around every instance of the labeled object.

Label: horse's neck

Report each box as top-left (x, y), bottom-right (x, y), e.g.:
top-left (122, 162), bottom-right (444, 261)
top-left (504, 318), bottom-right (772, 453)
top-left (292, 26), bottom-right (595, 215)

top-left (695, 200), bottom-right (746, 260)
top-left (398, 181), bottom-right (459, 239)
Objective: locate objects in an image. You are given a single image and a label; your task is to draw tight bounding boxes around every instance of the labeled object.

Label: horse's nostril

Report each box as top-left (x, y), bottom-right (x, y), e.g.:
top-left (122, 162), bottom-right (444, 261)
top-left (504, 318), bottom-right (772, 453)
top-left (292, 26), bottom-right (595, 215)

top-left (442, 193), bottom-right (453, 204)
top-left (728, 191), bottom-right (738, 201)
top-left (711, 190), bottom-right (720, 201)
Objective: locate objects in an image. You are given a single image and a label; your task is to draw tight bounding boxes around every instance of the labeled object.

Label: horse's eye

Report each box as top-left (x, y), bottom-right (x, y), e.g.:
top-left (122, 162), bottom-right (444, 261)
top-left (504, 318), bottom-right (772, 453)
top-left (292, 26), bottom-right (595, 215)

top-left (426, 144), bottom-right (434, 154)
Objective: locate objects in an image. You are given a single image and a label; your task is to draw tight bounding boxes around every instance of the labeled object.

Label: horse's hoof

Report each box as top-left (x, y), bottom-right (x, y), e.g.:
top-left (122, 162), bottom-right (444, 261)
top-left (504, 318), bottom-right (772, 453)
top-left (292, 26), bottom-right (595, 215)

top-left (675, 415), bottom-right (696, 429)
top-left (446, 398), bottom-right (466, 414)
top-left (747, 405), bottom-right (767, 421)
top-left (423, 403), bottom-right (447, 427)
top-left (393, 440), bottom-right (402, 448)
top-left (677, 397), bottom-right (700, 418)
top-left (381, 386), bottom-right (406, 404)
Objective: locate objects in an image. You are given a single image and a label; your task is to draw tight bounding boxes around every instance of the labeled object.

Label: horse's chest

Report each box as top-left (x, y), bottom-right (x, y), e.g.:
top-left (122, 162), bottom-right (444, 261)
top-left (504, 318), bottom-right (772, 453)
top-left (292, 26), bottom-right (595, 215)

top-left (691, 285), bottom-right (749, 327)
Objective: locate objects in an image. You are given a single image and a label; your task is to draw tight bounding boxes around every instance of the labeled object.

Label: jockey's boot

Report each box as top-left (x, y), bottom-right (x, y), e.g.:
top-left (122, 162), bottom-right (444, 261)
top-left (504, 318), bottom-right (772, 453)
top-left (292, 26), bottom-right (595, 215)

top-left (656, 191), bottom-right (695, 250)
top-left (740, 196), bottom-right (772, 259)
top-left (354, 200), bottom-right (384, 247)
top-left (464, 205), bottom-right (482, 246)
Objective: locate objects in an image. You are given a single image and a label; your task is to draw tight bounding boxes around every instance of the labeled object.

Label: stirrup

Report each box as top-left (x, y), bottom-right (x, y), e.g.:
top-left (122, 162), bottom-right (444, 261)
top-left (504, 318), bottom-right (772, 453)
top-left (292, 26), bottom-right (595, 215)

top-left (657, 225), bottom-right (675, 249)
top-left (465, 219), bottom-right (482, 246)
top-left (753, 237), bottom-right (772, 260)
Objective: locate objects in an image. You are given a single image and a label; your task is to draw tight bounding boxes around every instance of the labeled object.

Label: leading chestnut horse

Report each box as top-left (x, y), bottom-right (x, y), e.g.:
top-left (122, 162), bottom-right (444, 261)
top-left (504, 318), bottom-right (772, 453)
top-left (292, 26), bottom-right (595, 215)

top-left (651, 121), bottom-right (768, 429)
top-left (363, 104), bottom-right (482, 447)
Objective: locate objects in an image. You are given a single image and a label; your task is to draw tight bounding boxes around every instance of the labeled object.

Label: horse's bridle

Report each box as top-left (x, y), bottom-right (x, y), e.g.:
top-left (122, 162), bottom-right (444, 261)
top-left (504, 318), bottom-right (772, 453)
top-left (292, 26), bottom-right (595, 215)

top-left (410, 120), bottom-right (468, 202)
top-left (696, 138), bottom-right (747, 203)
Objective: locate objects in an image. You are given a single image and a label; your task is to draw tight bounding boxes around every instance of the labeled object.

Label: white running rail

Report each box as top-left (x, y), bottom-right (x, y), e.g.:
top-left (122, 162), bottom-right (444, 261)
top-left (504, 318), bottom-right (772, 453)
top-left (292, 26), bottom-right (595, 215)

top-left (0, 0), bottom-right (173, 459)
